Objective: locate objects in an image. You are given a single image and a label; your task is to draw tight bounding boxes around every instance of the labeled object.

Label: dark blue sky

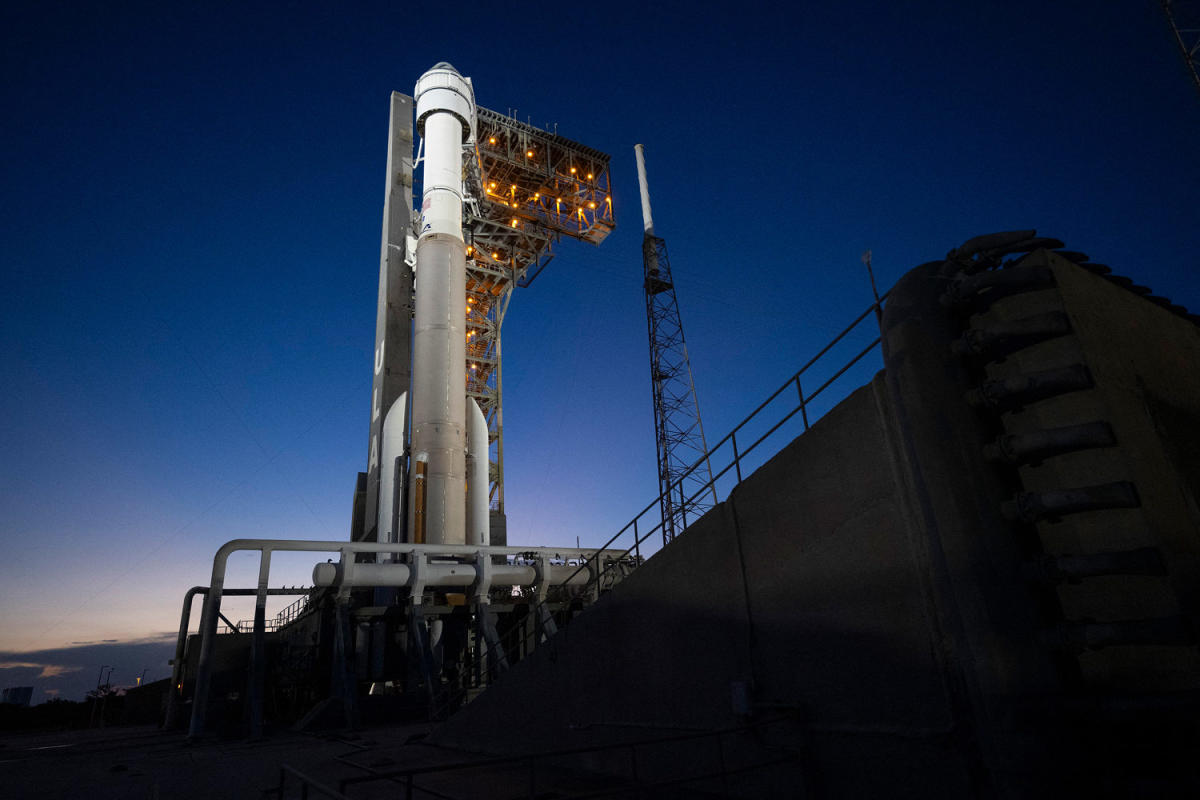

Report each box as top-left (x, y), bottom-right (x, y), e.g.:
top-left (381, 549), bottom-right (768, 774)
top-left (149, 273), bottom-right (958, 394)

top-left (2, 1), bottom-right (1197, 701)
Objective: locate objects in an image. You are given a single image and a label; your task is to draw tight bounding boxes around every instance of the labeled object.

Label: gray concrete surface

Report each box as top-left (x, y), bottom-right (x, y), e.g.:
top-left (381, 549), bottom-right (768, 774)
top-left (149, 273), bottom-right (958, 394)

top-left (0, 722), bottom-right (661, 799)
top-left (431, 376), bottom-right (976, 796)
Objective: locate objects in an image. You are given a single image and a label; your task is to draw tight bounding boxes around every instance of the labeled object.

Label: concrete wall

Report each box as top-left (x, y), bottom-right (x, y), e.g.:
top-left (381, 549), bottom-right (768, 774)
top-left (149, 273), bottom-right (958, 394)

top-left (1052, 257), bottom-right (1200, 688)
top-left (433, 376), bottom-right (974, 795)
top-left (429, 251), bottom-right (1200, 795)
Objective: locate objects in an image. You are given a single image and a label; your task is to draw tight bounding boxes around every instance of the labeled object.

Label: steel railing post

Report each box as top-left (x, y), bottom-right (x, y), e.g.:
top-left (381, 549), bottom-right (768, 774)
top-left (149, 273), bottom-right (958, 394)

top-left (717, 732), bottom-right (729, 793)
top-left (795, 375), bottom-right (809, 430)
top-left (630, 745), bottom-right (641, 799)
top-left (731, 432), bottom-right (743, 484)
top-left (249, 548), bottom-right (271, 739)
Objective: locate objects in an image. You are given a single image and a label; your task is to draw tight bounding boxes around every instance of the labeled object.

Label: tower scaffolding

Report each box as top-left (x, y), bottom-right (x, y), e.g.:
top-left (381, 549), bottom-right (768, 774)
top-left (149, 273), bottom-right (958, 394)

top-left (460, 108), bottom-right (615, 513)
top-left (357, 95), bottom-right (613, 544)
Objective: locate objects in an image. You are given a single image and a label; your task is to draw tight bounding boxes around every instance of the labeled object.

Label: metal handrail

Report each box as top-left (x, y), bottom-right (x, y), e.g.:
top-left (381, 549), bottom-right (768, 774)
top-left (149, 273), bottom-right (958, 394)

top-left (224, 618), bottom-right (284, 634)
top-left (332, 715), bottom-right (798, 798)
top-left (216, 588), bottom-right (316, 635)
top-left (274, 590), bottom-right (315, 627)
top-left (264, 764), bottom-right (351, 800)
top-left (565, 292), bottom-right (888, 594)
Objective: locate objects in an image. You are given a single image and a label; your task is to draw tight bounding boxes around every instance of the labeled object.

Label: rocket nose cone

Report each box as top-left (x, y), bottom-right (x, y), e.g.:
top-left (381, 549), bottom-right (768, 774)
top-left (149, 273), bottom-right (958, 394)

top-left (429, 61), bottom-right (461, 74)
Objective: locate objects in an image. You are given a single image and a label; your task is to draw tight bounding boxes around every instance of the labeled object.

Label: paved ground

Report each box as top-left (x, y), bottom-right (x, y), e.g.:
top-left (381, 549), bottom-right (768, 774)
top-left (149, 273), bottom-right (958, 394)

top-left (0, 723), bottom-right (653, 799)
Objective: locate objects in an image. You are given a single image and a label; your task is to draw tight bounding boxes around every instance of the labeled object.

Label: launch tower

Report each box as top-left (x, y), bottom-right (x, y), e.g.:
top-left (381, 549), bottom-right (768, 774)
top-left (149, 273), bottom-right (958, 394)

top-left (183, 64), bottom-right (623, 738)
top-left (356, 67), bottom-right (615, 546)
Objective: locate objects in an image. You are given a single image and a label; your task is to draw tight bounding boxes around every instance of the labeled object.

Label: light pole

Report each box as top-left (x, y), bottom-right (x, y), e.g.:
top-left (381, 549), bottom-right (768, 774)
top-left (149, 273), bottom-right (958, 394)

top-left (91, 665), bottom-right (110, 728)
top-left (99, 668), bottom-right (114, 729)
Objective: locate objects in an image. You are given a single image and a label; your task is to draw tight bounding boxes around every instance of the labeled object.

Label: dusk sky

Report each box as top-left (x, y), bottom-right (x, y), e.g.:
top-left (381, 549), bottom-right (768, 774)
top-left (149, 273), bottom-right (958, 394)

top-left (3, 1), bottom-right (1198, 703)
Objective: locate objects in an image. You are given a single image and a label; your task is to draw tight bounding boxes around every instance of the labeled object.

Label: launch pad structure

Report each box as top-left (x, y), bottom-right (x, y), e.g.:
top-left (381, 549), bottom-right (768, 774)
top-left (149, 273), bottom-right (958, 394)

top-left (463, 106), bottom-right (614, 512)
top-left (183, 63), bottom-right (625, 739)
top-left (355, 72), bottom-right (614, 549)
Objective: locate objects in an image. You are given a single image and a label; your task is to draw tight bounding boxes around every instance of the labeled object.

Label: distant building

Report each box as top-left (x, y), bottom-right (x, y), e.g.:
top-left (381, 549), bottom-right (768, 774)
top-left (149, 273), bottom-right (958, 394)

top-left (1, 686), bottom-right (34, 707)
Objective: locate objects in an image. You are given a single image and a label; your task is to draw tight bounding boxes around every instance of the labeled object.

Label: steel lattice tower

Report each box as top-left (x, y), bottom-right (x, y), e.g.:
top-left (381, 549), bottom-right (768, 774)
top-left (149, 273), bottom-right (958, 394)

top-left (1161, 0), bottom-right (1200, 99)
top-left (636, 145), bottom-right (716, 546)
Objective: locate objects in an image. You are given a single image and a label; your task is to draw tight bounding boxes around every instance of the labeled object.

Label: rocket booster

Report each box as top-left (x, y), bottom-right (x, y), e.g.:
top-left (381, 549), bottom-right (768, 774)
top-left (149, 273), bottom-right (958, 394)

top-left (407, 63), bottom-right (475, 546)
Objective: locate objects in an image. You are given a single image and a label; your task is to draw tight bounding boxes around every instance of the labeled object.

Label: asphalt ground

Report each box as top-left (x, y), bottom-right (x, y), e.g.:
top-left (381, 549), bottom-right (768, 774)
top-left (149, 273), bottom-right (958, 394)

top-left (0, 723), bottom-right (651, 799)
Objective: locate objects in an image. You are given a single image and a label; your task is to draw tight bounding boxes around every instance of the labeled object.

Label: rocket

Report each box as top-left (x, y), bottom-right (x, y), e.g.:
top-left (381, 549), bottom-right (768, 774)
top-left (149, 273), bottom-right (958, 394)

top-left (377, 62), bottom-right (486, 549)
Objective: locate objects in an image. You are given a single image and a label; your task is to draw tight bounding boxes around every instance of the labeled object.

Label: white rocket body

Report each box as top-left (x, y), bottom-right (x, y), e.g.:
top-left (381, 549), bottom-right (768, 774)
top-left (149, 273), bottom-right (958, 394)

top-left (408, 63), bottom-right (476, 546)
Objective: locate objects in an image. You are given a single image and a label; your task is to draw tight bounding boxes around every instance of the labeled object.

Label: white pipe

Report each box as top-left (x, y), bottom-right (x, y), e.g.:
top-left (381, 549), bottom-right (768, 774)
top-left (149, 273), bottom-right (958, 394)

top-left (634, 143), bottom-right (654, 236)
top-left (376, 392), bottom-right (407, 548)
top-left (190, 536), bottom-right (626, 736)
top-left (312, 560), bottom-right (591, 589)
top-left (465, 397), bottom-right (490, 546)
top-left (409, 63), bottom-right (475, 546)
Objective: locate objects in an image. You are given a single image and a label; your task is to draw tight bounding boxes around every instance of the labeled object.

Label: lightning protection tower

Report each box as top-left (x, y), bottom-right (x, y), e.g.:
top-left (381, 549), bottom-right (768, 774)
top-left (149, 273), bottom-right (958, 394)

top-left (635, 144), bottom-right (716, 546)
